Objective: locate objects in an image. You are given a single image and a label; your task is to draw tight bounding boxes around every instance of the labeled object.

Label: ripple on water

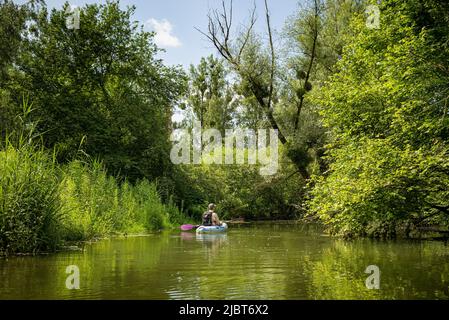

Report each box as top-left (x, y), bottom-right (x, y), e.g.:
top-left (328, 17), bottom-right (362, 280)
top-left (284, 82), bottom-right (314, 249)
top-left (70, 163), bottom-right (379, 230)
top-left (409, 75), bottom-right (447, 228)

top-left (1, 224), bottom-right (448, 299)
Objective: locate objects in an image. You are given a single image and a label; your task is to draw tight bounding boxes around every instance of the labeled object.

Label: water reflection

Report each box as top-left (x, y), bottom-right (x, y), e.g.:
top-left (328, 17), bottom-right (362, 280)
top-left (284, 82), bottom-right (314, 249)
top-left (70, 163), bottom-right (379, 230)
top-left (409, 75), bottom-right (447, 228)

top-left (0, 223), bottom-right (448, 299)
top-left (196, 233), bottom-right (228, 263)
top-left (180, 231), bottom-right (195, 241)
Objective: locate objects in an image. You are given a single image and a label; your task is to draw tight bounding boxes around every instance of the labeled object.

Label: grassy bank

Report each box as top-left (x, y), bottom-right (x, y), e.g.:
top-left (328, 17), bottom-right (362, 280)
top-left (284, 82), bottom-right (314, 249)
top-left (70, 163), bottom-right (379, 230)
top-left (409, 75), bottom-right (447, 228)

top-left (0, 142), bottom-right (190, 256)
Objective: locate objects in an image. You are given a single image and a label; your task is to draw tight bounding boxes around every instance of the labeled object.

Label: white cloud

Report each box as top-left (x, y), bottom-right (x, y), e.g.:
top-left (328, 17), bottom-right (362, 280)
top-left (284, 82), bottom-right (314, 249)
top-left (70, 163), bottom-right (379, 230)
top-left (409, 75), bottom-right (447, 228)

top-left (146, 18), bottom-right (182, 48)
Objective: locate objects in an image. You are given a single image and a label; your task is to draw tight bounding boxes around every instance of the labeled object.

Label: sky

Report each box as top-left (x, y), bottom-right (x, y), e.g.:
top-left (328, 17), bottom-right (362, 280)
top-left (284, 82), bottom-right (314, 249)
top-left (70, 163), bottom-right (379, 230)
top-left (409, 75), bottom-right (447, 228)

top-left (42, 0), bottom-right (301, 70)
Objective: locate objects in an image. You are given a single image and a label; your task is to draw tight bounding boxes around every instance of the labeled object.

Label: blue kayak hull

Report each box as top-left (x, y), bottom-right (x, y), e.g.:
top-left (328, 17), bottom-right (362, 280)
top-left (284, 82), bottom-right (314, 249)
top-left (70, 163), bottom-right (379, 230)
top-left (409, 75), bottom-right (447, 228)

top-left (196, 223), bottom-right (228, 233)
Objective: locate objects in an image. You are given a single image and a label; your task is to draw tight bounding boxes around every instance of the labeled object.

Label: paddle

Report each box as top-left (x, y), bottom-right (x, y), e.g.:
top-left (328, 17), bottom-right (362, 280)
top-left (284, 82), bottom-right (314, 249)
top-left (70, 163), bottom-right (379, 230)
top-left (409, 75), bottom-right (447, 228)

top-left (180, 224), bottom-right (199, 231)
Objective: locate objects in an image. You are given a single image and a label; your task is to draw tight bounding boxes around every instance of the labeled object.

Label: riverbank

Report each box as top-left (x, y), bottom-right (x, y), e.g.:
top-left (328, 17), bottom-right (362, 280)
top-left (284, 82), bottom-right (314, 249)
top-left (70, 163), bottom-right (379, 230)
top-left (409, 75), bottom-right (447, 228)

top-left (0, 232), bottom-right (167, 258)
top-left (0, 143), bottom-right (191, 257)
top-left (3, 218), bottom-right (447, 260)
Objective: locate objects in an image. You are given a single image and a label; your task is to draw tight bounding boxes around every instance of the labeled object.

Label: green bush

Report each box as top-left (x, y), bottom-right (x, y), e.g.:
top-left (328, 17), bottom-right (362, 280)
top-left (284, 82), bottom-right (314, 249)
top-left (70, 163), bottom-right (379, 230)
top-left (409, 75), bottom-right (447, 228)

top-left (59, 161), bottom-right (188, 240)
top-left (0, 145), bottom-right (190, 254)
top-left (0, 144), bottom-right (61, 255)
top-left (59, 160), bottom-right (119, 240)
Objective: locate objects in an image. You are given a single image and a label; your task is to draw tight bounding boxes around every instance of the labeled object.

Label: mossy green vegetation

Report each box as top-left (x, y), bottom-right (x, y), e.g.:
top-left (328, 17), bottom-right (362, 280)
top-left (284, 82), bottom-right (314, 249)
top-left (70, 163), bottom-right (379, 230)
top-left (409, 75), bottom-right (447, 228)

top-left (2, 0), bottom-right (449, 246)
top-left (0, 0), bottom-right (191, 255)
top-left (0, 141), bottom-right (190, 256)
top-left (0, 143), bottom-right (61, 254)
top-left (308, 0), bottom-right (449, 237)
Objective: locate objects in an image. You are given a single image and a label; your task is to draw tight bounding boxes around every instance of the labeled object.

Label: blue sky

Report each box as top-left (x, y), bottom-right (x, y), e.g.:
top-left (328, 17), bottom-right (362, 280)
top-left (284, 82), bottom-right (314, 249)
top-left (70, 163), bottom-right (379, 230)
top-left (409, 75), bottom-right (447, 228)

top-left (42, 0), bottom-right (301, 70)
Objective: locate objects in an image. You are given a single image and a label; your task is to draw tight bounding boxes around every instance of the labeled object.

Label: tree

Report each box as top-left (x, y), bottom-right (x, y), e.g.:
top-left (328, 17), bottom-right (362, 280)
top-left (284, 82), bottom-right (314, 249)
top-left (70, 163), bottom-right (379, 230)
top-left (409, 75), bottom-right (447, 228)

top-left (187, 55), bottom-right (236, 133)
top-left (309, 0), bottom-right (449, 237)
top-left (199, 0), bottom-right (314, 180)
top-left (0, 0), bottom-right (39, 139)
top-left (278, 0), bottom-right (367, 175)
top-left (15, 1), bottom-right (186, 181)
top-left (0, 0), bottom-right (27, 81)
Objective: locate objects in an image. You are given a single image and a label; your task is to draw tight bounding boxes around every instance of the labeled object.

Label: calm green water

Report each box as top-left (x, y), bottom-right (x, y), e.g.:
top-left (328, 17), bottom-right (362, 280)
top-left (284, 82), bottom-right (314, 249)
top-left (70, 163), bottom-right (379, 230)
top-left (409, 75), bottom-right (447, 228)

top-left (0, 222), bottom-right (448, 299)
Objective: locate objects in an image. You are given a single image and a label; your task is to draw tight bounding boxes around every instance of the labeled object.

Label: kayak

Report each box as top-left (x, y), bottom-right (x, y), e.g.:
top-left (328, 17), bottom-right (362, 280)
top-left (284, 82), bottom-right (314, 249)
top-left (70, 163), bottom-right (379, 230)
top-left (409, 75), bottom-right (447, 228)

top-left (196, 223), bottom-right (228, 234)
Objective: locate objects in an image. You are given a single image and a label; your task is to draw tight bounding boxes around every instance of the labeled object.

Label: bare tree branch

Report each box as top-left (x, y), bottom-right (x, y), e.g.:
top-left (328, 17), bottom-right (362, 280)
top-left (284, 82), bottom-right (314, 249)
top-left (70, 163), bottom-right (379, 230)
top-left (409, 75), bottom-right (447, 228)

top-left (237, 7), bottom-right (256, 64)
top-left (197, 0), bottom-right (310, 179)
top-left (294, 0), bottom-right (320, 131)
top-left (223, 0), bottom-right (232, 43)
top-left (265, 0), bottom-right (275, 111)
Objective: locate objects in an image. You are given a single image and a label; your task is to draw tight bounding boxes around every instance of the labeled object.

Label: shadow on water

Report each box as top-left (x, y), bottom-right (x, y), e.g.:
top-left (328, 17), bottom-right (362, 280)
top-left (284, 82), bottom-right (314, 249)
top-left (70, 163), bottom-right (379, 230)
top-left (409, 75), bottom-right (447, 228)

top-left (0, 222), bottom-right (448, 299)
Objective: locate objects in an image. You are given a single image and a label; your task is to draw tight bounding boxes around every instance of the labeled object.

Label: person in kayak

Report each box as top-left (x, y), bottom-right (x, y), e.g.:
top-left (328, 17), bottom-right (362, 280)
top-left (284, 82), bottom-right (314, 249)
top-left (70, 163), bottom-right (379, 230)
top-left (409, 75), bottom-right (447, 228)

top-left (202, 203), bottom-right (222, 226)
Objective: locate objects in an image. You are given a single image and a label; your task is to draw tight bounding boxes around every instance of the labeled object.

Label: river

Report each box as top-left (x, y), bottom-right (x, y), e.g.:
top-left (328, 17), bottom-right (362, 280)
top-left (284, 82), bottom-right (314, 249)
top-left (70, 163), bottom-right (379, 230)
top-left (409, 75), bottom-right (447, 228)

top-left (0, 222), bottom-right (448, 299)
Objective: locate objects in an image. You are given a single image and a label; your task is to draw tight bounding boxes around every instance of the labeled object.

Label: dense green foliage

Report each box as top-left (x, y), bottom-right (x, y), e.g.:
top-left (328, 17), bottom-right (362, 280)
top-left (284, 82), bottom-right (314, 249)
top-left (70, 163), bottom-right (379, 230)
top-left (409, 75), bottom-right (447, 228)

top-left (177, 0), bottom-right (365, 221)
top-left (1, 0), bottom-right (449, 251)
top-left (0, 0), bottom-right (189, 254)
top-left (176, 148), bottom-right (304, 221)
top-left (186, 55), bottom-right (236, 132)
top-left (0, 143), bottom-right (61, 254)
top-left (309, 0), bottom-right (449, 237)
top-left (0, 139), bottom-right (188, 256)
top-left (180, 0), bottom-right (449, 237)
top-left (60, 160), bottom-right (186, 240)
top-left (2, 0), bottom-right (186, 181)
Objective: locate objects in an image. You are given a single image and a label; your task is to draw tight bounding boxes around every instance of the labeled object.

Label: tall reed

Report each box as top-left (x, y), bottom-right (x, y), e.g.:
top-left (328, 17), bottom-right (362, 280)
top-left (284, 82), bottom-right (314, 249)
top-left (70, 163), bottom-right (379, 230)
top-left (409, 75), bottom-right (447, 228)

top-left (0, 100), bottom-right (190, 254)
top-left (0, 142), bottom-right (61, 255)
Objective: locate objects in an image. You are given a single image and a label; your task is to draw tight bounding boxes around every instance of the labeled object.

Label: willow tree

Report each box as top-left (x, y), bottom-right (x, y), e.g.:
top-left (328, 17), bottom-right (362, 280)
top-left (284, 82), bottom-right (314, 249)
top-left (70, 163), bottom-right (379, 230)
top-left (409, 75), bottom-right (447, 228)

top-left (16, 1), bottom-right (186, 181)
top-left (280, 0), bottom-right (366, 176)
top-left (198, 0), bottom-right (323, 180)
